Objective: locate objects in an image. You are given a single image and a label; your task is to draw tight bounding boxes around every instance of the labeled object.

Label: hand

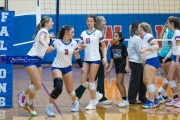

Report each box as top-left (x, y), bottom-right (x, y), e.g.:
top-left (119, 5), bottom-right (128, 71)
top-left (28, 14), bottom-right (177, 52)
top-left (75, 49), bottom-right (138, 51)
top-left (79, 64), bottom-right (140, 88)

top-left (81, 67), bottom-right (85, 74)
top-left (125, 66), bottom-right (130, 73)
top-left (49, 32), bottom-right (54, 39)
top-left (175, 61), bottom-right (180, 69)
top-left (102, 58), bottom-right (107, 65)
top-left (139, 49), bottom-right (146, 54)
top-left (44, 44), bottom-right (49, 49)
top-left (78, 44), bottom-right (87, 51)
top-left (161, 58), bottom-right (166, 66)
top-left (104, 63), bottom-right (108, 68)
top-left (105, 69), bottom-right (111, 76)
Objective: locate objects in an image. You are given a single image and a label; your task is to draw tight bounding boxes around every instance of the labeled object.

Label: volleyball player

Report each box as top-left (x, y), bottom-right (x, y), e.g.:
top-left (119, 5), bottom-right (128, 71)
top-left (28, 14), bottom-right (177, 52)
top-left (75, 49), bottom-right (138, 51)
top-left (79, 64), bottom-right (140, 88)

top-left (44, 25), bottom-right (85, 117)
top-left (18, 16), bottom-right (54, 116)
top-left (75, 16), bottom-right (112, 105)
top-left (158, 22), bottom-right (173, 102)
top-left (138, 22), bottom-right (164, 108)
top-left (164, 17), bottom-right (180, 107)
top-left (78, 14), bottom-right (107, 110)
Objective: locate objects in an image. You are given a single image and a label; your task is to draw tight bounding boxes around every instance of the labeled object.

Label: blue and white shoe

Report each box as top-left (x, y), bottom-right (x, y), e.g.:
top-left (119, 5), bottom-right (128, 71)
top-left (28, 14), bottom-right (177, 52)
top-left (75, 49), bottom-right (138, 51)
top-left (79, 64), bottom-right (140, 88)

top-left (142, 100), bottom-right (156, 108)
top-left (154, 97), bottom-right (164, 105)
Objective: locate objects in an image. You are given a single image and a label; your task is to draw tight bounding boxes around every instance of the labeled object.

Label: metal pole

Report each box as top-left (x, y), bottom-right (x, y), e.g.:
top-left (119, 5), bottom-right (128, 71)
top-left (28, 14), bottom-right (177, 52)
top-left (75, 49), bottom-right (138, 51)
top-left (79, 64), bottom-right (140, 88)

top-left (4, 0), bottom-right (8, 10)
top-left (56, 0), bottom-right (59, 36)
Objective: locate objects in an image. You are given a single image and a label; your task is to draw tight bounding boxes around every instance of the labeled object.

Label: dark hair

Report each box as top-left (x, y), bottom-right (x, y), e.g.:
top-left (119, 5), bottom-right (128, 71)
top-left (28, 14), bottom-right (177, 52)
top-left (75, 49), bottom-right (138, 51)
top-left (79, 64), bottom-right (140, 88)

top-left (114, 32), bottom-right (125, 43)
top-left (33, 16), bottom-right (51, 38)
top-left (168, 17), bottom-right (180, 30)
top-left (86, 14), bottom-right (96, 27)
top-left (57, 25), bottom-right (73, 39)
top-left (130, 21), bottom-right (141, 36)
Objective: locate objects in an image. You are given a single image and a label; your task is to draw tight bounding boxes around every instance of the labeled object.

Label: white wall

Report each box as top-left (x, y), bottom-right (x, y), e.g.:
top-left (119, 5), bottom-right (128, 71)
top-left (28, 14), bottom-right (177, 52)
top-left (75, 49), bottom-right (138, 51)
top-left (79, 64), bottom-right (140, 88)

top-left (5, 0), bottom-right (180, 15)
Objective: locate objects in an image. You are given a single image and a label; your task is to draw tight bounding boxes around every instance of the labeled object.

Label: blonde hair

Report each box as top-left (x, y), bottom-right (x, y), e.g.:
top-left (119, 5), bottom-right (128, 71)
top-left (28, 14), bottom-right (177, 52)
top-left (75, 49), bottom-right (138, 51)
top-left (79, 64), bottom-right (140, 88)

top-left (95, 16), bottom-right (105, 34)
top-left (33, 16), bottom-right (51, 38)
top-left (139, 22), bottom-right (152, 34)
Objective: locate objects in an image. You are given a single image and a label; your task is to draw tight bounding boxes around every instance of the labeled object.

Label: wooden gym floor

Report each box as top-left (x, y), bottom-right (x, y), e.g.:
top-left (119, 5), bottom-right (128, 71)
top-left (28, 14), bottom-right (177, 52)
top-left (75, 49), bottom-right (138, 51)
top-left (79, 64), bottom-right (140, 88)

top-left (1, 64), bottom-right (180, 120)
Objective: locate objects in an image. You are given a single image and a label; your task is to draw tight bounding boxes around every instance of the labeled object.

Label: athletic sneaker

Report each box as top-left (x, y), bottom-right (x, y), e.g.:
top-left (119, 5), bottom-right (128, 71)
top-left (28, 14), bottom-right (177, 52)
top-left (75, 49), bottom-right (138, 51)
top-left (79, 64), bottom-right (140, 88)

top-left (99, 100), bottom-right (113, 105)
top-left (166, 98), bottom-right (179, 106)
top-left (154, 97), bottom-right (164, 105)
top-left (94, 91), bottom-right (103, 105)
top-left (71, 100), bottom-right (79, 112)
top-left (117, 100), bottom-right (129, 107)
top-left (24, 103), bottom-right (37, 116)
top-left (45, 105), bottom-right (55, 117)
top-left (158, 92), bottom-right (171, 102)
top-left (174, 101), bottom-right (180, 108)
top-left (142, 100), bottom-right (156, 108)
top-left (18, 91), bottom-right (26, 108)
top-left (86, 100), bottom-right (96, 110)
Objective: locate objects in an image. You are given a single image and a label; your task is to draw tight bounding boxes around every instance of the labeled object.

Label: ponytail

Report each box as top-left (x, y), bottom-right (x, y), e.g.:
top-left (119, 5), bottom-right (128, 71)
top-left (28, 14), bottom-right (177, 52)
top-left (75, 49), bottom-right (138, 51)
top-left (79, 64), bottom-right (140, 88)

top-left (33, 16), bottom-right (51, 38)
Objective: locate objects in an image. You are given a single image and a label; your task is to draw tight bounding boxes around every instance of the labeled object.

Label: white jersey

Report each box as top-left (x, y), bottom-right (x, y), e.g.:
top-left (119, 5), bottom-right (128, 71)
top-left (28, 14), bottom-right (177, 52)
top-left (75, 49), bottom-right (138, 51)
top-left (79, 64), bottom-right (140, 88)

top-left (127, 35), bottom-right (143, 63)
top-left (141, 33), bottom-right (158, 60)
top-left (51, 39), bottom-right (78, 68)
top-left (27, 28), bottom-right (50, 58)
top-left (172, 29), bottom-right (180, 55)
top-left (79, 29), bottom-right (104, 61)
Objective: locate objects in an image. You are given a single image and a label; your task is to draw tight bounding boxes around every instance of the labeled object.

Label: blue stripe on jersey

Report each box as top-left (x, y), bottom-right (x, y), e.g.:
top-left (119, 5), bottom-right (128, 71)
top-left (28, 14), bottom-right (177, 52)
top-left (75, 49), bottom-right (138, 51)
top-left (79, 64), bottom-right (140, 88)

top-left (86, 29), bottom-right (96, 35)
top-left (61, 39), bottom-right (72, 45)
top-left (175, 36), bottom-right (180, 40)
top-left (79, 36), bottom-right (83, 40)
top-left (99, 36), bottom-right (104, 41)
top-left (40, 31), bottom-right (47, 36)
top-left (148, 37), bottom-right (155, 43)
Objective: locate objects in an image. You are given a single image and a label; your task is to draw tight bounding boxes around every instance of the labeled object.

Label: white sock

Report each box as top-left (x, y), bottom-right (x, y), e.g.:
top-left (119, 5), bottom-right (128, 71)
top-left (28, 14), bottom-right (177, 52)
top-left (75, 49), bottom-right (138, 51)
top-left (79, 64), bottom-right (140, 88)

top-left (48, 103), bottom-right (54, 108)
top-left (27, 99), bottom-right (33, 105)
top-left (155, 96), bottom-right (160, 99)
top-left (158, 87), bottom-right (165, 93)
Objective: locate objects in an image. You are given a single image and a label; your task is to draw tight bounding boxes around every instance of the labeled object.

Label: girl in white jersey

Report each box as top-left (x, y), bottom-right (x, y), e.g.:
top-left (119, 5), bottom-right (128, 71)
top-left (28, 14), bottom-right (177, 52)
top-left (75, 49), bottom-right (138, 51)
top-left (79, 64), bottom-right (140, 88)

top-left (78, 14), bottom-right (107, 110)
top-left (18, 16), bottom-right (54, 116)
top-left (163, 17), bottom-right (180, 107)
top-left (45, 25), bottom-right (85, 117)
top-left (138, 22), bottom-right (164, 108)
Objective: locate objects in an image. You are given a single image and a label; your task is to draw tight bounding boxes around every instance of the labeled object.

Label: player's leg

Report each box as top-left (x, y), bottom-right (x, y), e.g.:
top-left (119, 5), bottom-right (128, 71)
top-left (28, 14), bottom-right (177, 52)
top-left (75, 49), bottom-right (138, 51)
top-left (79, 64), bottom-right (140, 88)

top-left (18, 65), bottom-right (42, 116)
top-left (142, 64), bottom-right (163, 108)
top-left (166, 61), bottom-right (179, 106)
top-left (158, 59), bottom-right (172, 102)
top-left (63, 69), bottom-right (79, 112)
top-left (45, 68), bottom-right (63, 117)
top-left (86, 63), bottom-right (100, 110)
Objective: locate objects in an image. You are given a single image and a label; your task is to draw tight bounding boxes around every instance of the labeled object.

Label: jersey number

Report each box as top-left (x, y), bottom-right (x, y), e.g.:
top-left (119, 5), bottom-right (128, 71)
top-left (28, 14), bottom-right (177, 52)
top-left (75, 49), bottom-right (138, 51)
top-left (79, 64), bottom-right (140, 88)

top-left (86, 38), bottom-right (90, 44)
top-left (64, 49), bottom-right (68, 55)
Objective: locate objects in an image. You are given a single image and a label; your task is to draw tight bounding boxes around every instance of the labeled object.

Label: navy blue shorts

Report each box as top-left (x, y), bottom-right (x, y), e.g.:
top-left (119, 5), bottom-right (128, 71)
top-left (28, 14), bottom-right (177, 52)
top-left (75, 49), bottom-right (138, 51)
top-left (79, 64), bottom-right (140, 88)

top-left (173, 56), bottom-right (180, 62)
top-left (24, 56), bottom-right (42, 68)
top-left (51, 66), bottom-right (72, 75)
top-left (84, 60), bottom-right (101, 64)
top-left (146, 57), bottom-right (160, 69)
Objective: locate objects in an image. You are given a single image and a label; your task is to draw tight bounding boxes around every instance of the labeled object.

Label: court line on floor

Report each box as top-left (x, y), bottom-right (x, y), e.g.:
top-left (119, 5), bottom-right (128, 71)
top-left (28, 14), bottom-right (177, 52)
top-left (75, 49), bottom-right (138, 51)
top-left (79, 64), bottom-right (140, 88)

top-left (42, 82), bottom-right (66, 120)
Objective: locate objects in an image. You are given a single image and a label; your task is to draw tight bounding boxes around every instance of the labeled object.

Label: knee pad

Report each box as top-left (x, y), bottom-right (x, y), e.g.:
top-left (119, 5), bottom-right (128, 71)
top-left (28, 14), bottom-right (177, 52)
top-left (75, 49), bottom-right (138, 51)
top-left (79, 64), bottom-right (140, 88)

top-left (29, 84), bottom-right (37, 93)
top-left (168, 81), bottom-right (176, 88)
top-left (163, 78), bottom-right (169, 85)
top-left (82, 81), bottom-right (89, 88)
top-left (50, 77), bottom-right (63, 99)
top-left (89, 82), bottom-right (96, 90)
top-left (146, 84), bottom-right (156, 93)
top-left (69, 90), bottom-right (75, 97)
